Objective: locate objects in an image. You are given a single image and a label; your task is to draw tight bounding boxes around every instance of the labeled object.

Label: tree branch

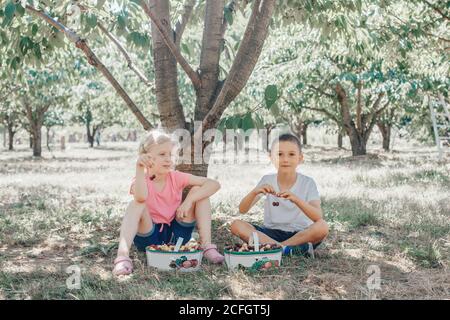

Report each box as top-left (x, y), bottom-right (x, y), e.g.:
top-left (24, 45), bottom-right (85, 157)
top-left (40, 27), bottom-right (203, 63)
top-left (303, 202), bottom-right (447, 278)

top-left (140, 0), bottom-right (201, 89)
top-left (422, 0), bottom-right (450, 21)
top-left (199, 0), bottom-right (276, 134)
top-left (97, 22), bottom-right (152, 87)
top-left (303, 106), bottom-right (340, 124)
top-left (22, 97), bottom-right (35, 132)
top-left (307, 84), bottom-right (335, 99)
top-left (25, 5), bottom-right (153, 131)
top-left (366, 97), bottom-right (388, 134)
top-left (0, 85), bottom-right (21, 102)
top-left (195, 0), bottom-right (225, 121)
top-left (175, 0), bottom-right (196, 47)
top-left (335, 83), bottom-right (353, 130)
top-left (356, 81), bottom-right (363, 133)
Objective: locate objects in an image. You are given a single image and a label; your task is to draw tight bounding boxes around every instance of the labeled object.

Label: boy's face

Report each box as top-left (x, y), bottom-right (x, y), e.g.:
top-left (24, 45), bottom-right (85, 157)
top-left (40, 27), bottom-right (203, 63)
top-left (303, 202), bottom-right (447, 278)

top-left (270, 141), bottom-right (303, 173)
top-left (147, 141), bottom-right (177, 174)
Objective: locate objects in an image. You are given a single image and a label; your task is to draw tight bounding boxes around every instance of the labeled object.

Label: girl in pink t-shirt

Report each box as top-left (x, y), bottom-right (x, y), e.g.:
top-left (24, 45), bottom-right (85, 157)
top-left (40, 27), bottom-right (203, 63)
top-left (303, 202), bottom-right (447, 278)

top-left (113, 130), bottom-right (224, 276)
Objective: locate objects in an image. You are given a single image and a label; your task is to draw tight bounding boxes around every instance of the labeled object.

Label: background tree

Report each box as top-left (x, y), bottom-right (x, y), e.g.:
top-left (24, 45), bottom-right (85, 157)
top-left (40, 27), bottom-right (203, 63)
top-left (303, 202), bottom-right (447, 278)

top-left (1, 0), bottom-right (376, 175)
top-left (12, 67), bottom-right (71, 157)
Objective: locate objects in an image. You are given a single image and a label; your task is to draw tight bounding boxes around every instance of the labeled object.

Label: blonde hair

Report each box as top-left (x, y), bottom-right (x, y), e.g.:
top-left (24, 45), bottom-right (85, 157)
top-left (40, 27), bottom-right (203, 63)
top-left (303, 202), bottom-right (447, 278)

top-left (138, 129), bottom-right (177, 155)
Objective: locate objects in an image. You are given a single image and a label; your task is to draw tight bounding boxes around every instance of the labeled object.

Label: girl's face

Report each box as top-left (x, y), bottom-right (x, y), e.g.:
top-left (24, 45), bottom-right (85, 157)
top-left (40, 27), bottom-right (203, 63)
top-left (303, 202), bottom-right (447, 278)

top-left (270, 141), bottom-right (303, 173)
top-left (147, 141), bottom-right (177, 174)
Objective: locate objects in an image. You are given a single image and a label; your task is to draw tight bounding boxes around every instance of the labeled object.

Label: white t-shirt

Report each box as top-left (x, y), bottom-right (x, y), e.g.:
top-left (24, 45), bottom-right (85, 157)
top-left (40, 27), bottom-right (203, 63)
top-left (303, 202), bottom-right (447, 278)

top-left (255, 172), bottom-right (320, 232)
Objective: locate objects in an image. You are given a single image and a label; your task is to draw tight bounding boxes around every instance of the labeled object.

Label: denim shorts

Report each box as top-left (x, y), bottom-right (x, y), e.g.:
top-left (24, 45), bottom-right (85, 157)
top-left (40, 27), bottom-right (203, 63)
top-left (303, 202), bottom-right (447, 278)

top-left (133, 219), bottom-right (196, 252)
top-left (252, 224), bottom-right (322, 248)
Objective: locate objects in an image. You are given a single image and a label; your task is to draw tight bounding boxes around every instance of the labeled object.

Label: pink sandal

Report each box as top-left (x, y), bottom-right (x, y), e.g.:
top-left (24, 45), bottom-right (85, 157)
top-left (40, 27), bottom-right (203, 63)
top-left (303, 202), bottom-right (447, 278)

top-left (202, 244), bottom-right (225, 264)
top-left (113, 256), bottom-right (133, 276)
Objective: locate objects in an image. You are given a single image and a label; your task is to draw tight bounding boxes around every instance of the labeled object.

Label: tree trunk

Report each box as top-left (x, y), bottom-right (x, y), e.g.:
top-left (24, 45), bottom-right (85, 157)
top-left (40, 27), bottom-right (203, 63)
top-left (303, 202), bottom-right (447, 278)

top-left (86, 122), bottom-right (99, 148)
top-left (335, 83), bottom-right (372, 156)
top-left (46, 127), bottom-right (52, 151)
top-left (7, 123), bottom-right (15, 151)
top-left (177, 138), bottom-right (210, 200)
top-left (377, 122), bottom-right (391, 151)
top-left (3, 128), bottom-right (6, 148)
top-left (150, 0), bottom-right (186, 131)
top-left (61, 135), bottom-right (66, 151)
top-left (301, 123), bottom-right (308, 146)
top-left (86, 124), bottom-right (95, 148)
top-left (23, 101), bottom-right (48, 157)
top-left (32, 126), bottom-right (42, 157)
top-left (348, 129), bottom-right (367, 156)
top-left (180, 161), bottom-right (209, 200)
top-left (195, 0), bottom-right (224, 121)
top-left (338, 132), bottom-right (343, 149)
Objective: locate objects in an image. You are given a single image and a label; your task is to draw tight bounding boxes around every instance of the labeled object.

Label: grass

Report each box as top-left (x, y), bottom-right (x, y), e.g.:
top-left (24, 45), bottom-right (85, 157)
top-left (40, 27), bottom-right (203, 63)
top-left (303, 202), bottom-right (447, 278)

top-left (0, 141), bottom-right (449, 300)
top-left (404, 242), bottom-right (444, 269)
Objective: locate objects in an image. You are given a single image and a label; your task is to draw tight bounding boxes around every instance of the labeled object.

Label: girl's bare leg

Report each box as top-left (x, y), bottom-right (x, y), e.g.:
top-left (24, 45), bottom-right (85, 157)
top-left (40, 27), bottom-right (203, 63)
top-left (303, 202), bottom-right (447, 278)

top-left (116, 200), bottom-right (153, 258)
top-left (177, 187), bottom-right (224, 263)
top-left (176, 186), bottom-right (211, 246)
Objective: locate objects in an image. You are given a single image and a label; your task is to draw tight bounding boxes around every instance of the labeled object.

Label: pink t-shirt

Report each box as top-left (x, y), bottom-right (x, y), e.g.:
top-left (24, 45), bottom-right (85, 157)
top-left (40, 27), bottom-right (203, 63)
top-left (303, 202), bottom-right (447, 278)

top-left (130, 170), bottom-right (191, 226)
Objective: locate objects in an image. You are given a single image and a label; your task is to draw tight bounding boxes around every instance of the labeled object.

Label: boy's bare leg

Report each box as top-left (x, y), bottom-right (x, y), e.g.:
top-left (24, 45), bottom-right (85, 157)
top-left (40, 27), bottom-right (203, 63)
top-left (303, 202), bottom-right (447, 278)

top-left (280, 219), bottom-right (329, 247)
top-left (230, 220), bottom-right (279, 244)
top-left (116, 200), bottom-right (153, 258)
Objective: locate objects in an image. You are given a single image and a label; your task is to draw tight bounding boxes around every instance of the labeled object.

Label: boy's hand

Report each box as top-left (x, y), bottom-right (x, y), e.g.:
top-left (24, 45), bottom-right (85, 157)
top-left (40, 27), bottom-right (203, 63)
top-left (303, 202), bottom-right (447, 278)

top-left (277, 190), bottom-right (299, 203)
top-left (176, 200), bottom-right (193, 219)
top-left (253, 184), bottom-right (276, 196)
top-left (136, 154), bottom-right (154, 169)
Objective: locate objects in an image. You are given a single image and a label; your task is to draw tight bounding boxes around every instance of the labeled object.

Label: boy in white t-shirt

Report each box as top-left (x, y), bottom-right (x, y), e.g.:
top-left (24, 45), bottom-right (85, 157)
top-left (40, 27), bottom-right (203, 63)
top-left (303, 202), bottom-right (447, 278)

top-left (231, 133), bottom-right (329, 256)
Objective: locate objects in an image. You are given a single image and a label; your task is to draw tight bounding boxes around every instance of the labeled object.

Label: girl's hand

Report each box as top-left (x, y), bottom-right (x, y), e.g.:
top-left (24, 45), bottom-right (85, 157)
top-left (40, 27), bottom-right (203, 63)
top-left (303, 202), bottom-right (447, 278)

top-left (253, 184), bottom-right (276, 196)
top-left (276, 190), bottom-right (299, 203)
top-left (176, 200), bottom-right (193, 219)
top-left (136, 154), bottom-right (154, 169)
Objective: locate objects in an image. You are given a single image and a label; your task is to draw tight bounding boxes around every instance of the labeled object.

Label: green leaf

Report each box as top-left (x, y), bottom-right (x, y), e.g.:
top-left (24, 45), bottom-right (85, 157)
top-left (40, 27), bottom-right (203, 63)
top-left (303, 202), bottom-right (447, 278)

top-left (242, 113), bottom-right (254, 130)
top-left (296, 82), bottom-right (304, 90)
top-left (4, 1), bottom-right (15, 20)
top-left (232, 116), bottom-right (242, 129)
top-left (33, 43), bottom-right (42, 60)
top-left (217, 118), bottom-right (227, 133)
top-left (2, 1), bottom-right (15, 26)
top-left (264, 84), bottom-right (278, 109)
top-left (253, 113), bottom-right (264, 129)
top-left (10, 56), bottom-right (21, 70)
top-left (117, 14), bottom-right (127, 30)
top-left (181, 43), bottom-right (191, 56)
top-left (15, 3), bottom-right (25, 16)
top-left (224, 6), bottom-right (233, 26)
top-left (0, 30), bottom-right (8, 45)
top-left (31, 24), bottom-right (39, 36)
top-left (86, 14), bottom-right (97, 29)
top-left (19, 36), bottom-right (33, 55)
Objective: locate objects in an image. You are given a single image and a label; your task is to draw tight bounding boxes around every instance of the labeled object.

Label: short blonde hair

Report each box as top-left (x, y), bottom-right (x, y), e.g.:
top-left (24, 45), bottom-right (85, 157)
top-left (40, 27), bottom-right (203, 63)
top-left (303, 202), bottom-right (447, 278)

top-left (138, 129), bottom-right (177, 155)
